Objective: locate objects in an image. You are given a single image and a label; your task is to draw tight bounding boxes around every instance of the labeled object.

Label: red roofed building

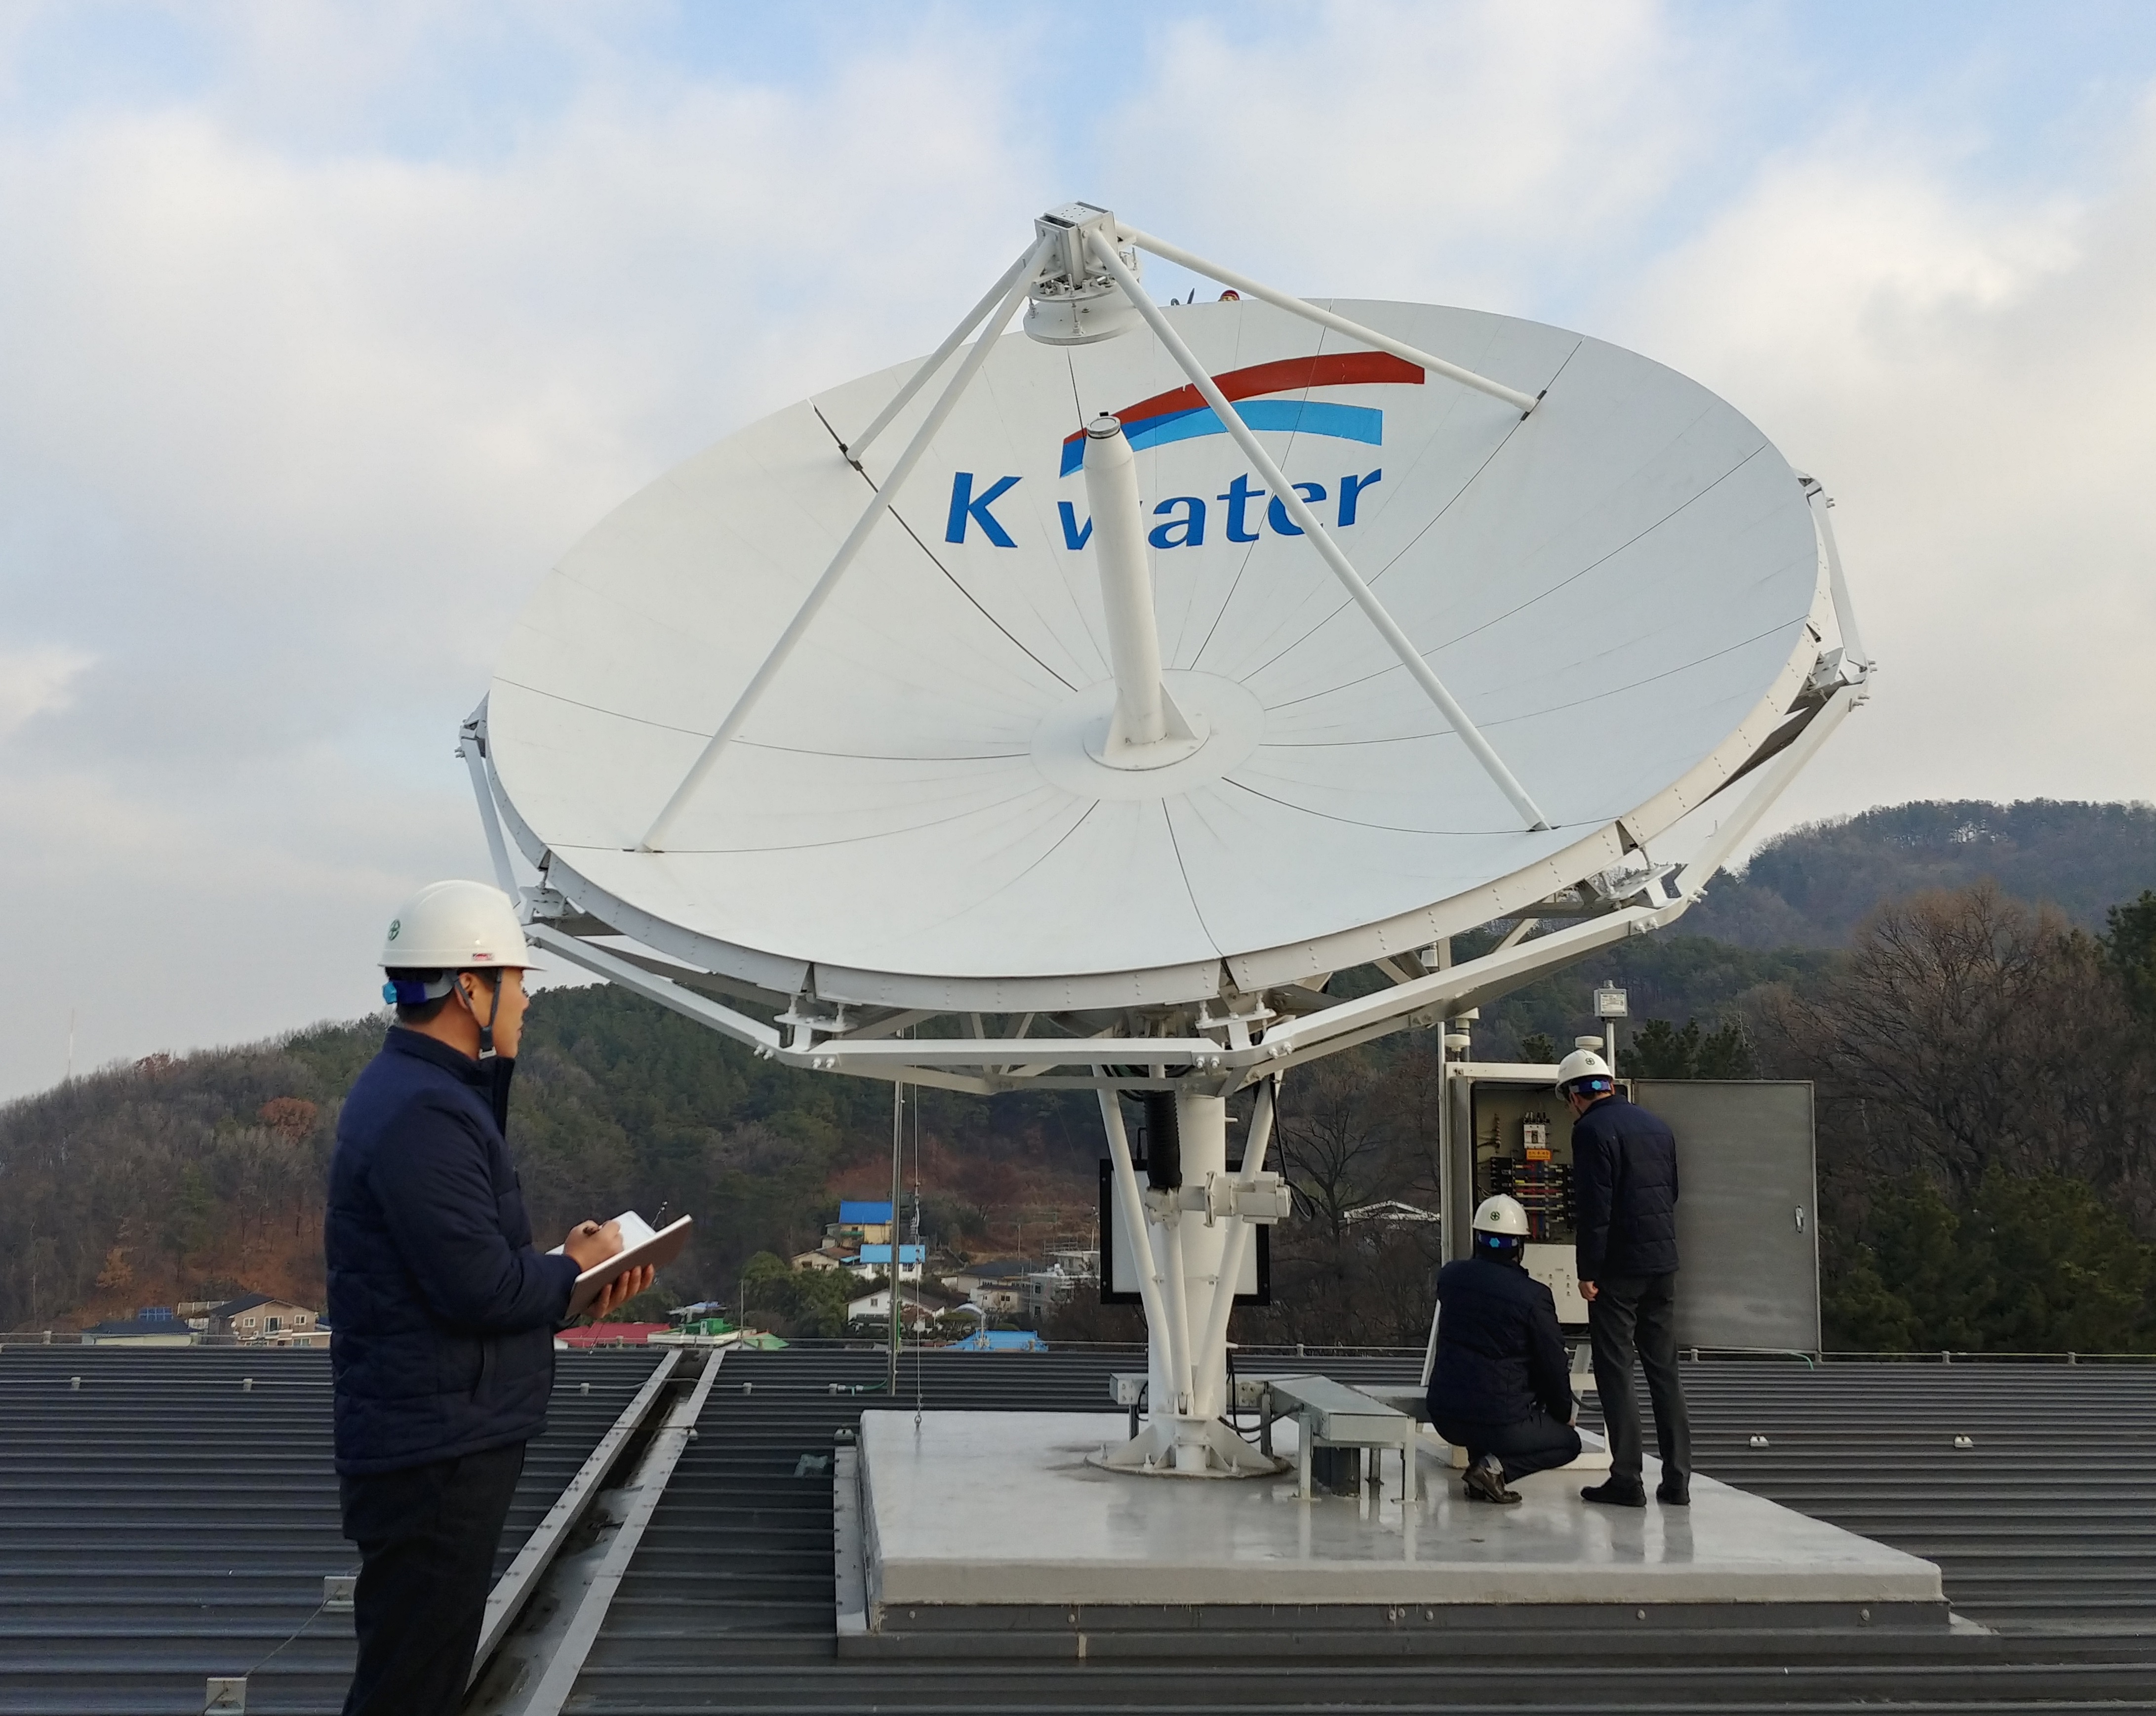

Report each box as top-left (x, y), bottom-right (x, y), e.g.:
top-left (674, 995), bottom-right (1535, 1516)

top-left (554, 1322), bottom-right (669, 1349)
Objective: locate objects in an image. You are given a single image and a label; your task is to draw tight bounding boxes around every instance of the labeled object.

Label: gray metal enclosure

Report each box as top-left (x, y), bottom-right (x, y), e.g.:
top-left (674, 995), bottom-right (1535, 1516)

top-left (1632, 1079), bottom-right (1820, 1353)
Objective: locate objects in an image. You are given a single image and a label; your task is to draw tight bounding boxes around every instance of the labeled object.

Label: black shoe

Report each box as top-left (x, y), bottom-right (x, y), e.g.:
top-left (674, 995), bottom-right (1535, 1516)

top-left (1580, 1478), bottom-right (1647, 1507)
top-left (1462, 1457), bottom-right (1521, 1505)
top-left (1656, 1480), bottom-right (1690, 1506)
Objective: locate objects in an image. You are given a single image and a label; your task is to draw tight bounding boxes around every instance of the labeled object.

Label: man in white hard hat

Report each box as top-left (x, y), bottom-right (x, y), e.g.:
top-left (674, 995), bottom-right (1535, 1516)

top-left (325, 880), bottom-right (655, 1716)
top-left (1424, 1193), bottom-right (1581, 1504)
top-left (1557, 1046), bottom-right (1690, 1509)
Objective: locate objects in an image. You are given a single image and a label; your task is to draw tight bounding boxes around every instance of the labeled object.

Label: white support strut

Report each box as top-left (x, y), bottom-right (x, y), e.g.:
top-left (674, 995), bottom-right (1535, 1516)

top-left (842, 240), bottom-right (1046, 466)
top-left (1805, 479), bottom-right (1872, 671)
top-left (1121, 224), bottom-right (1541, 415)
top-left (1086, 230), bottom-right (1552, 833)
top-left (1098, 1091), bottom-right (1182, 1403)
top-left (458, 703), bottom-right (519, 898)
top-left (639, 233), bottom-right (1056, 853)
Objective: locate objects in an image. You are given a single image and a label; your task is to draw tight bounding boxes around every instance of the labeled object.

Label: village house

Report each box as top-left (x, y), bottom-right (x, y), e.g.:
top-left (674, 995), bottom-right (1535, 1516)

top-left (847, 1283), bottom-right (958, 1326)
top-left (945, 1259), bottom-right (1036, 1313)
top-left (208, 1293), bottom-right (325, 1347)
top-left (80, 1308), bottom-right (194, 1348)
top-left (831, 1200), bottom-right (894, 1247)
top-left (845, 1243), bottom-right (924, 1284)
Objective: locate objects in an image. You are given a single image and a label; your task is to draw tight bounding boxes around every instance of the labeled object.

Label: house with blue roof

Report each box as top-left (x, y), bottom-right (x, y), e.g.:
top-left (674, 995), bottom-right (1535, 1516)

top-left (950, 1330), bottom-right (1046, 1352)
top-left (847, 1242), bottom-right (924, 1283)
top-left (833, 1201), bottom-right (894, 1245)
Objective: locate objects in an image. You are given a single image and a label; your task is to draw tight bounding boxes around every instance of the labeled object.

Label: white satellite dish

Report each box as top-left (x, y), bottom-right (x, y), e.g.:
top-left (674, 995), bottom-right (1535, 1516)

top-left (461, 203), bottom-right (1870, 1476)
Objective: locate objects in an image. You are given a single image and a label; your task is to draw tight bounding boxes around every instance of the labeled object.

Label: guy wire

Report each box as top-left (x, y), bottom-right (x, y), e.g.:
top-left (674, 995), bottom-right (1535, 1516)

top-left (913, 1059), bottom-right (924, 1430)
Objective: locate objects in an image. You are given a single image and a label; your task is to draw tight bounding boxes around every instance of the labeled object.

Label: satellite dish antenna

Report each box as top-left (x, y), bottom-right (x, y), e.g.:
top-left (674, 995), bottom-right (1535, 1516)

top-left (459, 201), bottom-right (1870, 1476)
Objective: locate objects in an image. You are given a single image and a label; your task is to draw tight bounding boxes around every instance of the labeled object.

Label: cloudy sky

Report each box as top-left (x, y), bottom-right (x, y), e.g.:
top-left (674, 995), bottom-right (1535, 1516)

top-left (3, 0), bottom-right (2154, 1100)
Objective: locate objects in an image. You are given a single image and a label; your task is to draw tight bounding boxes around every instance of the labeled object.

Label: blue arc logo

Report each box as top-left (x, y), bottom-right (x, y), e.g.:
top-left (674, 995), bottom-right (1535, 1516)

top-left (1058, 351), bottom-right (1422, 476)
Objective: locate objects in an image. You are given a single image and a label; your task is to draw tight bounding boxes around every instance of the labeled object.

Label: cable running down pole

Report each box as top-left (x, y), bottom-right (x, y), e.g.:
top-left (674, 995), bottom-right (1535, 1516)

top-left (1086, 231), bottom-right (1551, 832)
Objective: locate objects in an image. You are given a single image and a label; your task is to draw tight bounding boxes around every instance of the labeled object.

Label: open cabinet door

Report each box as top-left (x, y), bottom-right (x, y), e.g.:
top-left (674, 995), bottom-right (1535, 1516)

top-left (1632, 1080), bottom-right (1820, 1353)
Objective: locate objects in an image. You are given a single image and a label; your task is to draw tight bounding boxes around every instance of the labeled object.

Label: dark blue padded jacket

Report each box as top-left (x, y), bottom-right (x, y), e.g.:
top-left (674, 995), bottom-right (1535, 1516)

top-left (1571, 1093), bottom-right (1680, 1281)
top-left (325, 1029), bottom-right (577, 1476)
top-left (1426, 1254), bottom-right (1573, 1427)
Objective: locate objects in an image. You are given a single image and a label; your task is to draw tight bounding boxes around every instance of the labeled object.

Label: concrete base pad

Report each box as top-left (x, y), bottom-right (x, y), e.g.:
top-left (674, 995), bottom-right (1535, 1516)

top-left (850, 1409), bottom-right (1945, 1651)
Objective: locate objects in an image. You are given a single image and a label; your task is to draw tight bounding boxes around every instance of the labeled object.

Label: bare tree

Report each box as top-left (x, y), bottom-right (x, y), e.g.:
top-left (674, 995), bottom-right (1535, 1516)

top-left (1272, 1057), bottom-right (1400, 1242)
top-left (1759, 881), bottom-right (2156, 1226)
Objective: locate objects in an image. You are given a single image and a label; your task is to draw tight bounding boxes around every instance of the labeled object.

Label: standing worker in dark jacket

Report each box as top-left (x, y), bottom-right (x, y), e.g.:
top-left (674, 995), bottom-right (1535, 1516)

top-left (1427, 1195), bottom-right (1581, 1504)
top-left (327, 880), bottom-right (654, 1716)
top-left (1560, 1047), bottom-right (1690, 1508)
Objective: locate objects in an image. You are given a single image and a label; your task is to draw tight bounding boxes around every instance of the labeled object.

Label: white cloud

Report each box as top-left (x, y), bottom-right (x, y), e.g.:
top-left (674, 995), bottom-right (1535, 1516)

top-left (0, 17), bottom-right (1049, 1096)
top-left (1, 4), bottom-right (2153, 1097)
top-left (1100, 0), bottom-right (1708, 309)
top-left (0, 644), bottom-right (94, 739)
top-left (1609, 107), bottom-right (2156, 826)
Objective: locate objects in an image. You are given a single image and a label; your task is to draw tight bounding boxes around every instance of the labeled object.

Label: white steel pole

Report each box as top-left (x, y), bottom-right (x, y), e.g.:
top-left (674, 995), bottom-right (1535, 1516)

top-left (1081, 417), bottom-right (1169, 748)
top-left (1191, 1077), bottom-right (1277, 1419)
top-left (640, 235), bottom-right (1054, 852)
top-left (842, 240), bottom-right (1046, 466)
top-left (1120, 225), bottom-right (1541, 415)
top-left (1086, 231), bottom-right (1552, 833)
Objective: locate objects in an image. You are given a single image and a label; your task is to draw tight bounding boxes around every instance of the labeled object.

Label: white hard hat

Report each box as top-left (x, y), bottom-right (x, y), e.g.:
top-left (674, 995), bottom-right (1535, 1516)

top-left (1472, 1194), bottom-right (1529, 1237)
top-left (379, 880), bottom-right (534, 972)
top-left (1555, 1046), bottom-right (1613, 1096)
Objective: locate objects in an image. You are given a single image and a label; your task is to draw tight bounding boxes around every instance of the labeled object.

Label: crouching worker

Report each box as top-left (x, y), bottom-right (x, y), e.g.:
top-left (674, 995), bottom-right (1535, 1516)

top-left (327, 880), bottom-right (654, 1716)
top-left (1426, 1194), bottom-right (1581, 1505)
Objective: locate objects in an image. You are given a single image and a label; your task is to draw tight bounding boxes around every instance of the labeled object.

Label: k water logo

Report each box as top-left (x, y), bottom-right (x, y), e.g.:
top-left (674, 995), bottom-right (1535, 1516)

top-left (945, 351), bottom-right (1420, 552)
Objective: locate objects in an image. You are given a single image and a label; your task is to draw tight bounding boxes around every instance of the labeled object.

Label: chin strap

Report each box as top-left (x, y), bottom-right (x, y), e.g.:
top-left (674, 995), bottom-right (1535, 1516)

top-left (459, 971), bottom-right (505, 1061)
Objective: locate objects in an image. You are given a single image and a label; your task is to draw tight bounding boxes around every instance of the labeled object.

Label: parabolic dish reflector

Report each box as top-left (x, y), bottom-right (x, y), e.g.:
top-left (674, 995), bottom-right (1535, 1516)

top-left (487, 298), bottom-right (1827, 1008)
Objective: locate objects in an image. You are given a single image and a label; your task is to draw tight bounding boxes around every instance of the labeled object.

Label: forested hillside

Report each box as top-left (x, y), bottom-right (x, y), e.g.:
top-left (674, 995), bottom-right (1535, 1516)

top-left (3, 797), bottom-right (2152, 1350)
top-left (0, 986), bottom-right (1106, 1334)
top-left (1686, 799), bottom-right (2156, 948)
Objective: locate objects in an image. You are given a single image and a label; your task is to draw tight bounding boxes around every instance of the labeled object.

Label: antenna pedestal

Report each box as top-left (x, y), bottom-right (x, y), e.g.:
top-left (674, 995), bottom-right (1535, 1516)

top-left (1097, 1088), bottom-right (1290, 1478)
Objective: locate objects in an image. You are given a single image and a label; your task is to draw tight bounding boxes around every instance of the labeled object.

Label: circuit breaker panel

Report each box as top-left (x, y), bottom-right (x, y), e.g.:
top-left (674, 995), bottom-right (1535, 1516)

top-left (1470, 1081), bottom-right (1599, 1326)
top-left (1474, 1094), bottom-right (1575, 1239)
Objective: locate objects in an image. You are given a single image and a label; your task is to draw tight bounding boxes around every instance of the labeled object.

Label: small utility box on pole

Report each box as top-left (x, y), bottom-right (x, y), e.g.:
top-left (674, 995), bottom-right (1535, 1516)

top-left (1594, 982), bottom-right (1627, 1072)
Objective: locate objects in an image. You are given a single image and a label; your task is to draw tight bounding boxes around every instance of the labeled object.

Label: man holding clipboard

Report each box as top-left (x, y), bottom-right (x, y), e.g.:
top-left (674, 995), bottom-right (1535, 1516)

top-left (325, 881), bottom-right (657, 1716)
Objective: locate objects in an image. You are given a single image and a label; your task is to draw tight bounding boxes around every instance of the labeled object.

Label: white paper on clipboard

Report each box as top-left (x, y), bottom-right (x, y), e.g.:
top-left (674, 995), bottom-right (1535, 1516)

top-left (549, 1211), bottom-right (693, 1318)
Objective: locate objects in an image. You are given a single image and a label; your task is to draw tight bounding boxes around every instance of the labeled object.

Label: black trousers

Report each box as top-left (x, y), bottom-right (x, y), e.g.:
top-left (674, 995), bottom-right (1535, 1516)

top-left (338, 1441), bottom-right (525, 1716)
top-left (1589, 1271), bottom-right (1690, 1488)
top-left (1429, 1407), bottom-right (1582, 1484)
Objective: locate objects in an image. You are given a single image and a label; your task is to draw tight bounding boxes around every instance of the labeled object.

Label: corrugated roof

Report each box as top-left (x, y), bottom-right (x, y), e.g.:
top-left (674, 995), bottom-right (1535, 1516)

top-left (3, 1345), bottom-right (2155, 1714)
top-left (0, 1344), bottom-right (663, 1716)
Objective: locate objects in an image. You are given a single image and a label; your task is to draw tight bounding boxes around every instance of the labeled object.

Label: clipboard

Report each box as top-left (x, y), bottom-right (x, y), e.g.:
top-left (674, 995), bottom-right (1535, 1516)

top-left (550, 1211), bottom-right (694, 1319)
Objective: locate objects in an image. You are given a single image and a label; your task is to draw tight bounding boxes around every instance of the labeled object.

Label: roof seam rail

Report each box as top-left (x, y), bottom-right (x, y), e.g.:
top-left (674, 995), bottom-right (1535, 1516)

top-left (490, 1347), bottom-right (725, 1716)
top-left (469, 1346), bottom-right (685, 1684)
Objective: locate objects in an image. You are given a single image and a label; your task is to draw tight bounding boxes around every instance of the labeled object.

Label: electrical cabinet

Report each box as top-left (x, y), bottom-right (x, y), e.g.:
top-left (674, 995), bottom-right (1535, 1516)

top-left (1443, 1066), bottom-right (1821, 1353)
